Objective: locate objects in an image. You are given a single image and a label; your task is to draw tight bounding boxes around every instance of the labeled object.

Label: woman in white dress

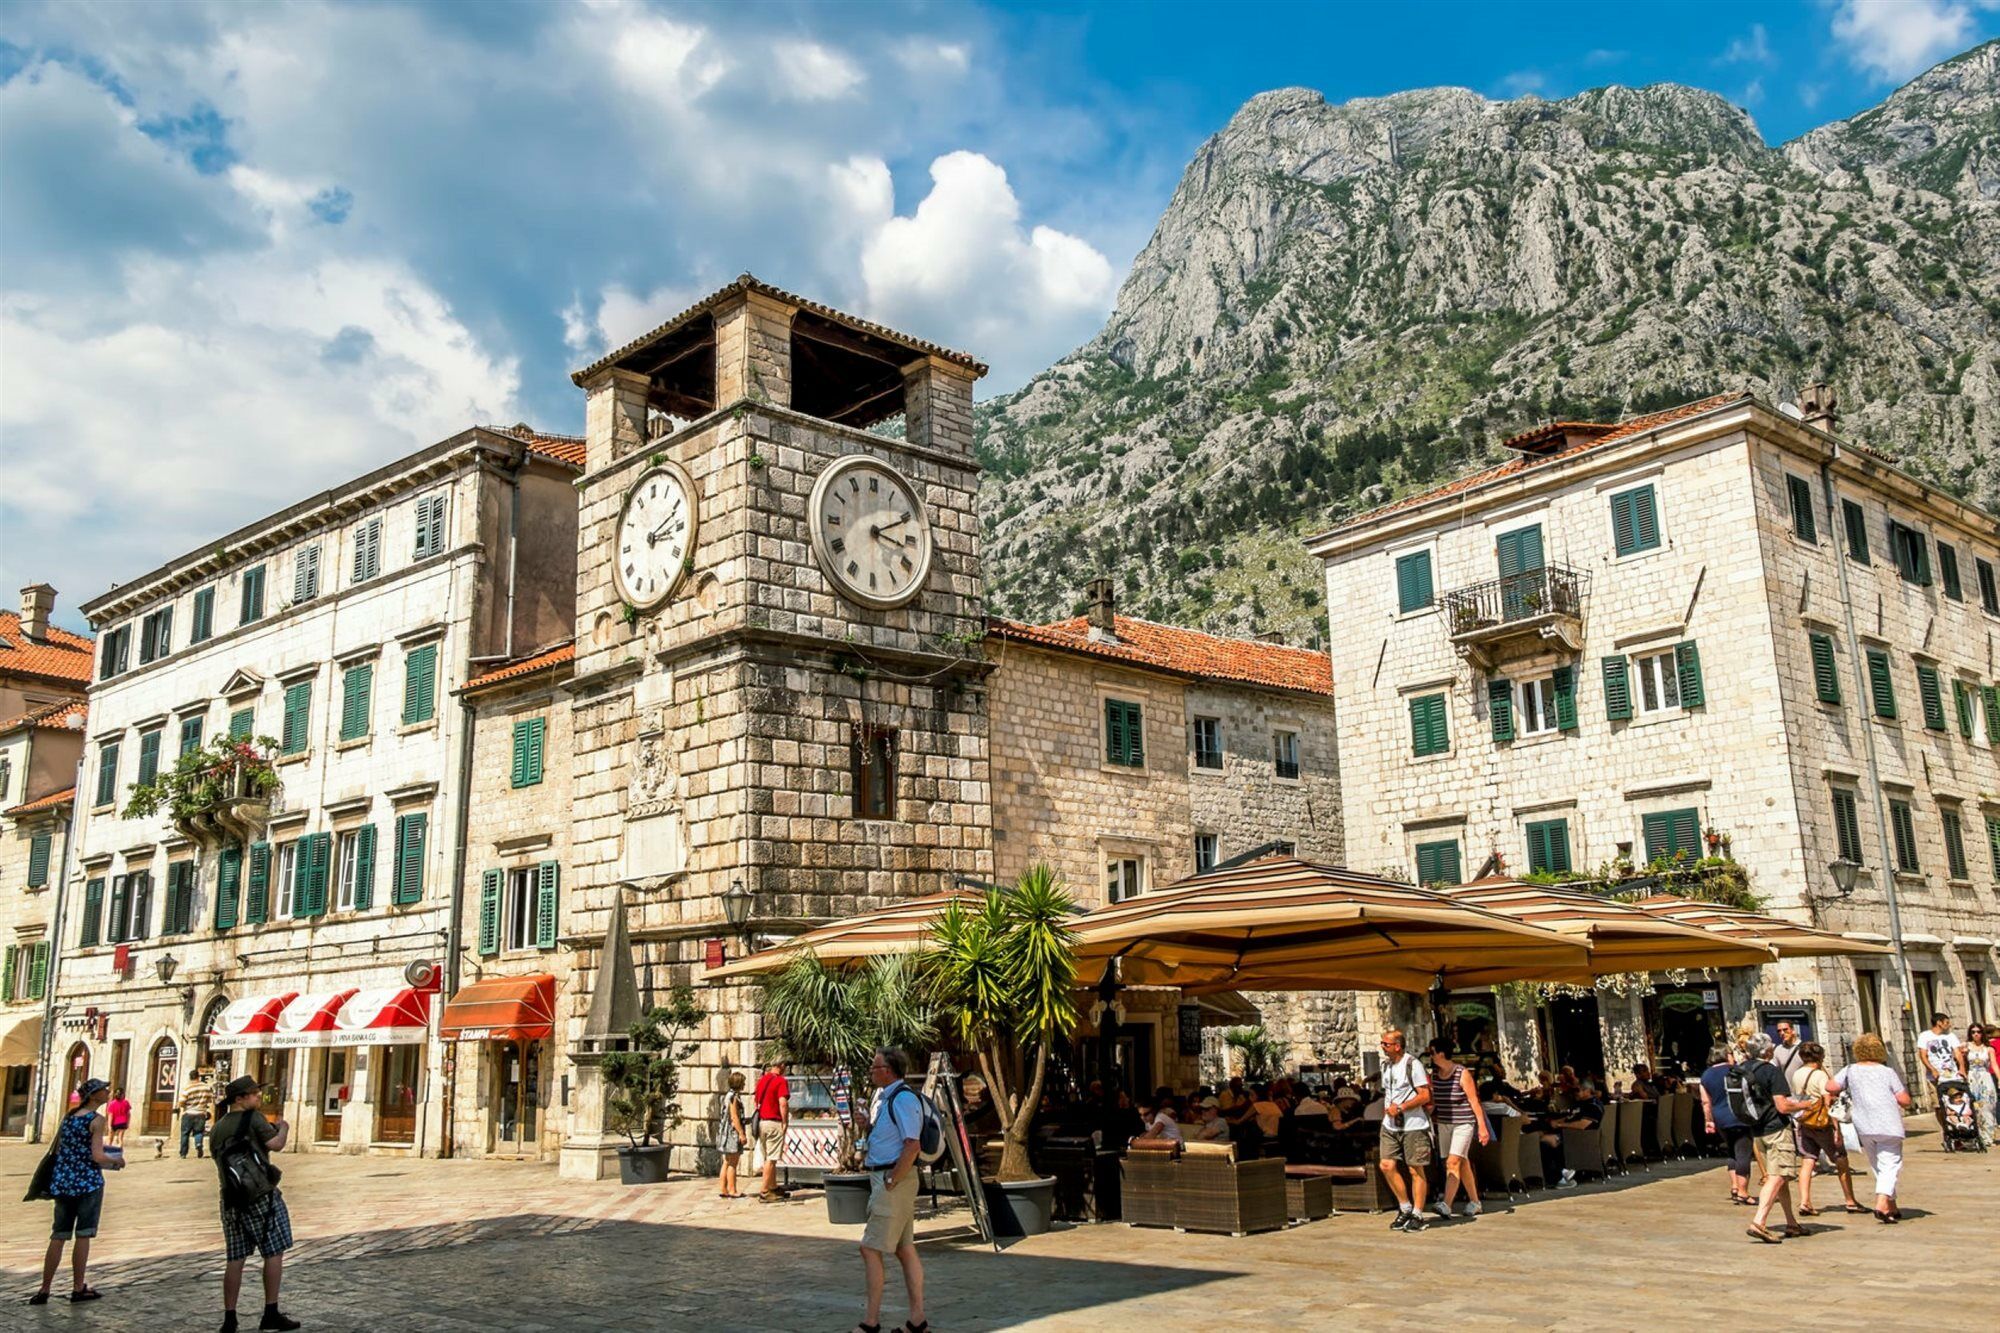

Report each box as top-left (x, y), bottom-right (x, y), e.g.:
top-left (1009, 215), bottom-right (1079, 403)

top-left (1961, 1023), bottom-right (1998, 1149)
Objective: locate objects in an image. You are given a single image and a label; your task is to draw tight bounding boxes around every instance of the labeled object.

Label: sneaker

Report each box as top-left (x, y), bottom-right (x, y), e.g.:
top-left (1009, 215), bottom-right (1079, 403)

top-left (1432, 1200), bottom-right (1452, 1220)
top-left (1403, 1213), bottom-right (1429, 1233)
top-left (1555, 1170), bottom-right (1579, 1189)
top-left (1462, 1200), bottom-right (1481, 1217)
top-left (1390, 1210), bottom-right (1411, 1231)
top-left (258, 1310), bottom-right (301, 1331)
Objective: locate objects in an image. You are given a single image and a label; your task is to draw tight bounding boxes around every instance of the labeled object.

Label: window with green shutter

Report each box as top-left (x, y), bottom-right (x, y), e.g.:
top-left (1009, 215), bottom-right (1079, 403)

top-left (340, 663), bottom-right (373, 742)
top-left (511, 716), bottom-right (547, 787)
top-left (1888, 800), bottom-right (1919, 873)
top-left (1953, 679), bottom-right (1975, 738)
top-left (1888, 520), bottom-right (1930, 585)
top-left (415, 493), bottom-right (447, 559)
top-left (1395, 551), bottom-right (1434, 613)
top-left (1551, 665), bottom-right (1578, 731)
top-left (1941, 806), bottom-right (1968, 880)
top-left (1916, 663), bottom-right (1946, 730)
top-left (1409, 693), bottom-right (1449, 757)
top-left (300, 832), bottom-right (332, 918)
top-left (1865, 649), bottom-right (1897, 718)
top-left (190, 585), bottom-right (216, 644)
top-left (1609, 484), bottom-right (1661, 557)
top-left (137, 727), bottom-right (162, 786)
top-left (79, 878), bottom-right (104, 947)
top-left (1642, 807), bottom-right (1703, 864)
top-left (352, 824), bottom-right (377, 911)
top-left (293, 544), bottom-right (321, 603)
top-left (402, 644), bottom-right (438, 725)
top-left (1980, 558), bottom-right (2000, 615)
top-left (1601, 656), bottom-right (1632, 721)
top-left (1841, 499), bottom-right (1869, 564)
top-left (240, 565), bottom-right (266, 625)
top-left (1938, 543), bottom-right (1962, 601)
top-left (478, 869), bottom-right (502, 956)
top-left (163, 860), bottom-right (193, 935)
top-left (1414, 840), bottom-right (1461, 888)
top-left (393, 812), bottom-right (427, 904)
top-left (1983, 685), bottom-right (2000, 749)
top-left (245, 842), bottom-right (271, 924)
top-left (1987, 815), bottom-right (2000, 878)
top-left (1525, 818), bottom-right (1572, 876)
top-left (27, 941), bottom-right (48, 1001)
top-left (1831, 787), bottom-right (1863, 865)
top-left (1808, 634), bottom-right (1841, 705)
top-left (1, 946), bottom-right (14, 1003)
top-left (1488, 678), bottom-right (1513, 743)
top-left (94, 741), bottom-right (119, 808)
top-left (1104, 699), bottom-right (1144, 767)
top-left (215, 846), bottom-right (242, 931)
top-left (1786, 474), bottom-right (1817, 543)
top-left (281, 680), bottom-right (312, 754)
top-left (179, 714), bottom-right (205, 757)
top-left (1674, 641), bottom-right (1705, 709)
top-left (536, 861), bottom-right (560, 949)
top-left (27, 832), bottom-right (51, 888)
top-left (352, 517), bottom-right (383, 583)
top-left (229, 708), bottom-right (254, 741)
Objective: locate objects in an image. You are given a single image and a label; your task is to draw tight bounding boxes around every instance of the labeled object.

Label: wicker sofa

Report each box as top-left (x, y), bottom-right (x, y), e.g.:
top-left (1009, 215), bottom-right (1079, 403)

top-left (1173, 1141), bottom-right (1288, 1236)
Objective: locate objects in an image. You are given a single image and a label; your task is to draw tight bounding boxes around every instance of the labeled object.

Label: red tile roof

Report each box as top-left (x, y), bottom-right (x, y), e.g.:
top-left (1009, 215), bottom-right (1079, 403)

top-left (485, 424), bottom-right (586, 469)
top-left (0, 698), bottom-right (87, 734)
top-left (0, 611), bottom-right (94, 686)
top-left (461, 641), bottom-right (576, 693)
top-left (988, 615), bottom-right (1331, 696)
top-left (1332, 392), bottom-right (1748, 533)
top-left (6, 786), bottom-right (76, 818)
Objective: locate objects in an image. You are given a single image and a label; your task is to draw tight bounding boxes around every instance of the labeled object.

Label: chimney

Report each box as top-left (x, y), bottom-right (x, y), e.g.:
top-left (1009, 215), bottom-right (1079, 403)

top-left (1085, 577), bottom-right (1117, 640)
top-left (1799, 381), bottom-right (1837, 433)
top-left (19, 584), bottom-right (55, 641)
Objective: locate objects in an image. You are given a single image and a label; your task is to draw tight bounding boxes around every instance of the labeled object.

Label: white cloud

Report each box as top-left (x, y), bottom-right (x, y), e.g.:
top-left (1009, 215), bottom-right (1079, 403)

top-left (563, 282), bottom-right (702, 357)
top-left (893, 39), bottom-right (971, 75)
top-left (1497, 70), bottom-right (1547, 98)
top-left (1830, 0), bottom-right (1976, 82)
top-left (771, 39), bottom-right (865, 101)
top-left (607, 6), bottom-right (730, 106)
top-left (1738, 78), bottom-right (1766, 107)
top-left (1720, 24), bottom-right (1774, 65)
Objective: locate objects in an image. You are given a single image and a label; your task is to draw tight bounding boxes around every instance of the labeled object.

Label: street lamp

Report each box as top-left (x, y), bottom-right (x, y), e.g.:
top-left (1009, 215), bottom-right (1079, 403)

top-left (1828, 859), bottom-right (1860, 898)
top-left (155, 953), bottom-right (179, 984)
top-left (722, 877), bottom-right (754, 935)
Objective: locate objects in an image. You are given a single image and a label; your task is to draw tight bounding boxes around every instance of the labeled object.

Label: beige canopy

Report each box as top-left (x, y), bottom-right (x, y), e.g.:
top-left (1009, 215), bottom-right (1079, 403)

top-left (700, 888), bottom-right (989, 981)
top-left (1432, 878), bottom-right (1778, 979)
top-left (1625, 894), bottom-right (1897, 959)
top-left (1071, 858), bottom-right (1592, 994)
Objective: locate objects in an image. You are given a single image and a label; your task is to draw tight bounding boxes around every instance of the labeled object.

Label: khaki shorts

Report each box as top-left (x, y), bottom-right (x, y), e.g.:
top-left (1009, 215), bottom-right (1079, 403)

top-left (1757, 1127), bottom-right (1799, 1181)
top-left (1379, 1126), bottom-right (1433, 1167)
top-left (861, 1168), bottom-right (918, 1253)
top-left (757, 1121), bottom-right (787, 1164)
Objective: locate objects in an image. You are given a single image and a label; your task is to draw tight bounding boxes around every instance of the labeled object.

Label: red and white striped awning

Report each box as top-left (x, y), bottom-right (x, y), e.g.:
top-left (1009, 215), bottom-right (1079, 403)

top-left (207, 993), bottom-right (299, 1051)
top-left (271, 990), bottom-right (360, 1049)
top-left (333, 987), bottom-right (433, 1046)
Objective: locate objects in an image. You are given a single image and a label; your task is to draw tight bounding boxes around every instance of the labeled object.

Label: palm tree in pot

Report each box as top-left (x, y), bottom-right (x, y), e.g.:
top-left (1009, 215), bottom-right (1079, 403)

top-left (600, 987), bottom-right (704, 1184)
top-left (929, 864), bottom-right (1078, 1236)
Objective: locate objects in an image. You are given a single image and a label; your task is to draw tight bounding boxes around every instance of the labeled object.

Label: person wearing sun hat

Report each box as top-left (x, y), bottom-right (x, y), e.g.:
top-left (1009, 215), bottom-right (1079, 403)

top-left (28, 1076), bottom-right (124, 1306)
top-left (210, 1075), bottom-right (299, 1332)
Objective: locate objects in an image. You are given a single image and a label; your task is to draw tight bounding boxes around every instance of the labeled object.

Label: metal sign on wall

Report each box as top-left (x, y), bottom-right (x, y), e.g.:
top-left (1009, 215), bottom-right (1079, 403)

top-left (1177, 1004), bottom-right (1202, 1056)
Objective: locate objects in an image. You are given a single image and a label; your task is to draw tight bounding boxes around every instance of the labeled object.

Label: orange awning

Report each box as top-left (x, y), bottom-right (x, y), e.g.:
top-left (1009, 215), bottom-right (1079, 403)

top-left (440, 974), bottom-right (557, 1042)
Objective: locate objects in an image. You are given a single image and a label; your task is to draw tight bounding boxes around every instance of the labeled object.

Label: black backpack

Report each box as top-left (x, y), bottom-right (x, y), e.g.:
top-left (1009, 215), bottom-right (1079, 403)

top-left (216, 1113), bottom-right (281, 1209)
top-left (1724, 1061), bottom-right (1769, 1127)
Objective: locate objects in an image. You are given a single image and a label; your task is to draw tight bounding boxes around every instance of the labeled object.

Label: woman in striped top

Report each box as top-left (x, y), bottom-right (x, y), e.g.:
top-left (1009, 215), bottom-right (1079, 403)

top-left (1425, 1040), bottom-right (1493, 1220)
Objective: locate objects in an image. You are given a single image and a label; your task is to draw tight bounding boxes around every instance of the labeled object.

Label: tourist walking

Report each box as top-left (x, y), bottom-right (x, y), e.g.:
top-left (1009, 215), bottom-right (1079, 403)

top-left (1425, 1039), bottom-right (1491, 1219)
top-left (27, 1077), bottom-right (124, 1306)
top-left (105, 1088), bottom-right (132, 1148)
top-left (1960, 1024), bottom-right (1996, 1148)
top-left (717, 1071), bottom-right (747, 1199)
top-left (852, 1047), bottom-right (927, 1333)
top-left (211, 1076), bottom-right (299, 1331)
top-left (1770, 1020), bottom-right (1804, 1089)
top-left (1734, 1033), bottom-right (1811, 1243)
top-left (1791, 1042), bottom-right (1864, 1216)
top-left (1825, 1033), bottom-right (1911, 1223)
top-left (181, 1071), bottom-right (217, 1158)
top-left (754, 1057), bottom-right (790, 1203)
top-left (1697, 1043), bottom-right (1753, 1205)
top-left (1915, 1012), bottom-right (1961, 1136)
top-left (1375, 1029), bottom-right (1434, 1232)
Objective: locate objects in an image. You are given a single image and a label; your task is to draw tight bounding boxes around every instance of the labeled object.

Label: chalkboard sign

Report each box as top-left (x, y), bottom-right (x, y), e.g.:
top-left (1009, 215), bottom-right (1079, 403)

top-left (1178, 1003), bottom-right (1203, 1056)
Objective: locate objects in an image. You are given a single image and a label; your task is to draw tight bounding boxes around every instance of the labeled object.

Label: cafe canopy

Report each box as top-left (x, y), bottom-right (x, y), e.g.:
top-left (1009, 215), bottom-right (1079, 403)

top-left (1624, 894), bottom-right (1897, 959)
top-left (1430, 878), bottom-right (1778, 979)
top-left (700, 888), bottom-right (993, 980)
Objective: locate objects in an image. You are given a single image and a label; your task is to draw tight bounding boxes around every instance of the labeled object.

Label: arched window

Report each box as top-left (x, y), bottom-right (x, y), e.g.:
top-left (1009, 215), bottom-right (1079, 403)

top-left (197, 995), bottom-right (231, 1070)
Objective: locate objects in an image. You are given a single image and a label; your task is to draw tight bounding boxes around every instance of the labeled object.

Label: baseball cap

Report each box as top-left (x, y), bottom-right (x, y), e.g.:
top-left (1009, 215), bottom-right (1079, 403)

top-left (1200, 1096), bottom-right (1220, 1109)
top-left (78, 1078), bottom-right (110, 1100)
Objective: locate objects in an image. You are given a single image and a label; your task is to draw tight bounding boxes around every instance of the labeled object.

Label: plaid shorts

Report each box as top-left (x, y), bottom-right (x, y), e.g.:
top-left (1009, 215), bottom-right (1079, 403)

top-left (221, 1190), bottom-right (293, 1262)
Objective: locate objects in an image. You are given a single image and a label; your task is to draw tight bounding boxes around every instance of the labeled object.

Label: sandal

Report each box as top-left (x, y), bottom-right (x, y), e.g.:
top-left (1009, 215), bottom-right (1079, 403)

top-left (1797, 1205), bottom-right (1819, 1217)
top-left (1782, 1223), bottom-right (1808, 1238)
top-left (1728, 1192), bottom-right (1752, 1205)
top-left (850, 1325), bottom-right (881, 1333)
top-left (28, 1292), bottom-right (50, 1306)
top-left (70, 1287), bottom-right (102, 1303)
top-left (1745, 1224), bottom-right (1782, 1244)
top-left (1842, 1203), bottom-right (1868, 1215)
top-left (904, 1324), bottom-right (931, 1333)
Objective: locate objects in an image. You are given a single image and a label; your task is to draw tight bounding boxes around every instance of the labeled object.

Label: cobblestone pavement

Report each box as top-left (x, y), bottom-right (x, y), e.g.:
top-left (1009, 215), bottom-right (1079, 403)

top-left (3, 1124), bottom-right (1994, 1331)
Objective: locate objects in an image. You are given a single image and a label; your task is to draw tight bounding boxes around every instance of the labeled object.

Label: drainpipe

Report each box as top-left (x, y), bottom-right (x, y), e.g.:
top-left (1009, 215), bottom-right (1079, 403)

top-left (437, 685), bottom-right (479, 1160)
top-left (1818, 450), bottom-right (1920, 1075)
top-left (30, 764), bottom-right (85, 1142)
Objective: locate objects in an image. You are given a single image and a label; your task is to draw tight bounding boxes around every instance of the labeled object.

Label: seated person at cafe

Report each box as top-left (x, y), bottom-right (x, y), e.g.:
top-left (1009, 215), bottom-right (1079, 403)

top-left (1190, 1097), bottom-right (1231, 1142)
top-left (1537, 1088), bottom-right (1606, 1188)
top-left (1294, 1086), bottom-right (1331, 1122)
top-left (1138, 1088), bottom-right (1183, 1144)
top-left (1216, 1077), bottom-right (1248, 1112)
top-left (1624, 1065), bottom-right (1659, 1100)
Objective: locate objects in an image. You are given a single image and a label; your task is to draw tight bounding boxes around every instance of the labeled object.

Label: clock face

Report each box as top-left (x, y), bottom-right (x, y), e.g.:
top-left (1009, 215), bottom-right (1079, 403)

top-left (808, 455), bottom-right (934, 610)
top-left (614, 463), bottom-right (699, 609)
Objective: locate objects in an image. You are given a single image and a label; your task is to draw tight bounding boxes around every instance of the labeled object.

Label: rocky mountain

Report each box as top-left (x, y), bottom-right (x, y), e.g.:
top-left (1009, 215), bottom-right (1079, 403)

top-left (975, 42), bottom-right (2000, 646)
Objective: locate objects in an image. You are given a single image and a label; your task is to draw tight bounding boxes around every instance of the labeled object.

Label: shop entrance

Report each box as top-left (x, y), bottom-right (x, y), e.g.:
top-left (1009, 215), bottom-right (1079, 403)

top-left (318, 1050), bottom-right (351, 1143)
top-left (61, 1042), bottom-right (90, 1109)
top-left (376, 1045), bottom-right (420, 1144)
top-left (1545, 994), bottom-right (1606, 1080)
top-left (1439, 992), bottom-right (1500, 1063)
top-left (144, 1038), bottom-right (179, 1134)
top-left (492, 1042), bottom-right (540, 1156)
top-left (3, 1066), bottom-right (30, 1135)
top-left (1644, 984), bottom-right (1722, 1079)
top-left (247, 1049), bottom-right (291, 1123)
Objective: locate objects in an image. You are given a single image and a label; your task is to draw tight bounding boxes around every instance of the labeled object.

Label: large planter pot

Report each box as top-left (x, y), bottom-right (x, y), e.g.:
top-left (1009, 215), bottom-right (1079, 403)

top-left (617, 1145), bottom-right (670, 1185)
top-left (825, 1172), bottom-right (872, 1224)
top-left (983, 1177), bottom-right (1057, 1237)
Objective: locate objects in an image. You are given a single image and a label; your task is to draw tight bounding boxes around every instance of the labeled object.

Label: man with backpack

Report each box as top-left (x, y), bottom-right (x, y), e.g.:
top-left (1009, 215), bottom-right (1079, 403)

top-left (1732, 1033), bottom-right (1812, 1244)
top-left (210, 1076), bottom-right (300, 1331)
top-left (851, 1046), bottom-right (933, 1333)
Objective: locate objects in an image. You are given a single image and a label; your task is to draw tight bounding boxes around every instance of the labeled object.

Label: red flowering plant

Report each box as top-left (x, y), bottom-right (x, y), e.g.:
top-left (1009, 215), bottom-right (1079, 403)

top-left (123, 734), bottom-right (282, 823)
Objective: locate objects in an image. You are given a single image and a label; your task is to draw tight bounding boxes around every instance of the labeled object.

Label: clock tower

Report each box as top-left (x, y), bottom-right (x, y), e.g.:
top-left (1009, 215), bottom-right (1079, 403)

top-left (560, 277), bottom-right (994, 1177)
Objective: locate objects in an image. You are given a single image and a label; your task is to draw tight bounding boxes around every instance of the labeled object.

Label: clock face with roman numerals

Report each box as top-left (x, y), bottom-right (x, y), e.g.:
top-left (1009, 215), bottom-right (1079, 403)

top-left (808, 454), bottom-right (934, 611)
top-left (614, 462), bottom-right (698, 610)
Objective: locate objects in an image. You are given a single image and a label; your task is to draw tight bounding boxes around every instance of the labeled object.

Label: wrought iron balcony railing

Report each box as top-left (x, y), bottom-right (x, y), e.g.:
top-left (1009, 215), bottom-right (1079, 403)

top-left (1440, 564), bottom-right (1587, 665)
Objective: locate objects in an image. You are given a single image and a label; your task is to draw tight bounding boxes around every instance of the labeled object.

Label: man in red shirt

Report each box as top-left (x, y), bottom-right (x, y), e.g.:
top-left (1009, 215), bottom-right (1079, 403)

top-left (753, 1058), bottom-right (790, 1202)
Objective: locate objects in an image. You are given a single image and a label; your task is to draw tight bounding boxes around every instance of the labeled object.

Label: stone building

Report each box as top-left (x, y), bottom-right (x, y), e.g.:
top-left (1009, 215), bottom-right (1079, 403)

top-left (1309, 388), bottom-right (2000, 1085)
top-left (48, 424), bottom-right (582, 1151)
top-left (0, 586), bottom-right (93, 1136)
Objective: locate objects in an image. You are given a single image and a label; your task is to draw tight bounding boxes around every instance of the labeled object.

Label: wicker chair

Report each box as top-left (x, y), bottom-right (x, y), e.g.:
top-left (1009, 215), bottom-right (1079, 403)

top-left (1470, 1116), bottom-right (1524, 1195)
top-left (1516, 1121), bottom-right (1544, 1188)
top-left (1172, 1142), bottom-right (1288, 1236)
top-left (1120, 1138), bottom-right (1181, 1228)
top-left (1562, 1126), bottom-right (1606, 1180)
top-left (1616, 1100), bottom-right (1646, 1171)
top-left (1598, 1110), bottom-right (1623, 1176)
top-left (1669, 1091), bottom-right (1696, 1157)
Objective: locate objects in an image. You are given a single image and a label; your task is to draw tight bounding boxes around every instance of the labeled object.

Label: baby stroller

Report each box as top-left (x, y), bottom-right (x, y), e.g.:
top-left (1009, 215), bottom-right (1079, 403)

top-left (1937, 1080), bottom-right (1985, 1152)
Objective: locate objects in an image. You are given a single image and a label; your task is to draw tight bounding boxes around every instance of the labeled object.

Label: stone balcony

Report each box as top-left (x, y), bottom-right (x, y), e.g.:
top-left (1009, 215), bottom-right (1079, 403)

top-left (1440, 564), bottom-right (1588, 669)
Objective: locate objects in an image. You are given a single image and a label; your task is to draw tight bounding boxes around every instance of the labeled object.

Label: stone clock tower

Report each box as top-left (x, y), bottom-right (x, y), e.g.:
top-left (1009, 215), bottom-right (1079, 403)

top-left (559, 276), bottom-right (994, 1177)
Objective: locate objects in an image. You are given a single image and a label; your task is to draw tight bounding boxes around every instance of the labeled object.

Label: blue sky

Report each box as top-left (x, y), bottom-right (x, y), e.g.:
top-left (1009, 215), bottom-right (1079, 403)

top-left (2, 0), bottom-right (1994, 628)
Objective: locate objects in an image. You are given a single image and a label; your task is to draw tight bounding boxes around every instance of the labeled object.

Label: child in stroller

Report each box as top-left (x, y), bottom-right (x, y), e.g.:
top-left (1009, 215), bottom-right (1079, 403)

top-left (1937, 1079), bottom-right (1985, 1152)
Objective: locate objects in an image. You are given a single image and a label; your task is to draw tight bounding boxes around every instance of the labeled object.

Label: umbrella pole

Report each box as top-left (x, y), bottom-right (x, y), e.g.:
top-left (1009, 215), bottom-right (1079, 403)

top-left (1428, 974), bottom-right (1447, 1049)
top-left (1097, 964), bottom-right (1120, 1090)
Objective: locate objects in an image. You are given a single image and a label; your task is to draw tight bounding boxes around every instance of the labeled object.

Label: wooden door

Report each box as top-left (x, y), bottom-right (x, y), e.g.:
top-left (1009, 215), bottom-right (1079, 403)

top-left (144, 1039), bottom-right (179, 1134)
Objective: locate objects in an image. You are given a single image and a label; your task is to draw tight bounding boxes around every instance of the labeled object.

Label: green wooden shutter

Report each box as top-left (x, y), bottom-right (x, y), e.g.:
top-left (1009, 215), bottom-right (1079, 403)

top-left (394, 813), bottom-right (427, 904)
top-left (513, 717), bottom-right (545, 787)
top-left (1831, 789), bottom-right (1862, 864)
top-left (1496, 525), bottom-right (1543, 577)
top-left (1410, 695), bottom-right (1448, 757)
top-left (1488, 678), bottom-right (1514, 743)
top-left (1942, 808), bottom-right (1967, 879)
top-left (1526, 819), bottom-right (1571, 876)
top-left (1609, 489), bottom-right (1637, 556)
top-left (1105, 698), bottom-right (1125, 764)
top-left (1988, 816), bottom-right (2000, 878)
top-left (1983, 685), bottom-right (2000, 750)
top-left (27, 832), bottom-right (51, 887)
top-left (1841, 499), bottom-right (1869, 564)
top-left (27, 941), bottom-right (48, 1001)
top-left (1, 946), bottom-right (14, 1002)
top-left (1786, 474), bottom-right (1817, 542)
top-left (290, 839), bottom-right (311, 918)
top-left (1552, 666), bottom-right (1578, 731)
top-left (282, 680), bottom-right (312, 754)
top-left (179, 714), bottom-right (204, 757)
top-left (80, 878), bottom-right (104, 946)
top-left (1125, 702), bottom-right (1144, 766)
top-left (1938, 544), bottom-right (1961, 601)
top-left (352, 824), bottom-right (377, 911)
top-left (1395, 551), bottom-right (1434, 613)
top-left (535, 861), bottom-right (560, 949)
top-left (245, 842), bottom-right (271, 924)
top-left (402, 644), bottom-right (438, 725)
top-left (94, 742), bottom-right (118, 807)
top-left (1414, 841), bottom-right (1461, 887)
top-left (1671, 808), bottom-right (1701, 859)
top-left (1865, 650), bottom-right (1897, 718)
top-left (1953, 679), bottom-right (1974, 737)
top-left (1674, 642), bottom-right (1705, 709)
top-left (1641, 812), bottom-right (1669, 864)
top-left (478, 869), bottom-right (502, 956)
top-left (1602, 656), bottom-right (1632, 721)
top-left (229, 708), bottom-right (254, 741)
top-left (137, 728), bottom-right (161, 786)
top-left (305, 832), bottom-right (332, 917)
top-left (1809, 634), bottom-right (1841, 704)
top-left (1889, 801), bottom-right (1918, 872)
top-left (1916, 663), bottom-right (1946, 731)
top-left (128, 872), bottom-right (152, 940)
top-left (106, 876), bottom-right (130, 943)
top-left (215, 847), bottom-right (242, 930)
top-left (340, 664), bottom-right (373, 741)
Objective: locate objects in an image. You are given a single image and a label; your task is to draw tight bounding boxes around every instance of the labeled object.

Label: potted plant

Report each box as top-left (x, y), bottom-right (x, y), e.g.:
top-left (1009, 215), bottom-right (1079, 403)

top-left (1224, 1025), bottom-right (1282, 1081)
top-left (762, 951), bottom-right (939, 1223)
top-left (930, 864), bottom-right (1079, 1238)
top-left (123, 734), bottom-right (282, 846)
top-left (600, 988), bottom-right (705, 1185)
